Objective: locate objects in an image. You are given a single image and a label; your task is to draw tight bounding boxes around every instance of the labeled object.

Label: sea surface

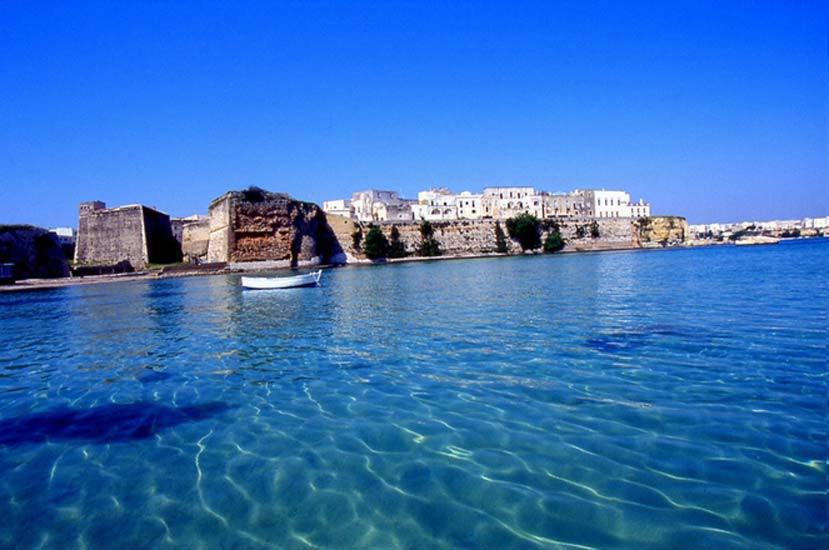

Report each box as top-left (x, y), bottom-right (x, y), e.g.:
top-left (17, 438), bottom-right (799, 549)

top-left (0, 239), bottom-right (826, 549)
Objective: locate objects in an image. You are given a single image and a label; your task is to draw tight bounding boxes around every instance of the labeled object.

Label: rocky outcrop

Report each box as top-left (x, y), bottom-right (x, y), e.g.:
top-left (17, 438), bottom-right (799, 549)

top-left (0, 225), bottom-right (70, 280)
top-left (633, 216), bottom-right (688, 248)
top-left (206, 188), bottom-right (344, 266)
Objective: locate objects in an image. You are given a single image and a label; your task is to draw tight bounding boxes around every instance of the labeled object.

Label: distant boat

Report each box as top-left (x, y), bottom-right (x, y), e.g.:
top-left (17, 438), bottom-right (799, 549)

top-left (241, 270), bottom-right (322, 290)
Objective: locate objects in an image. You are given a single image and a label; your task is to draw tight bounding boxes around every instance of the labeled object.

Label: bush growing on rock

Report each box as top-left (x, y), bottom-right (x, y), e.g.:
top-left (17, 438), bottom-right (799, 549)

top-left (543, 232), bottom-right (565, 253)
top-left (589, 220), bottom-right (600, 239)
top-left (417, 221), bottom-right (442, 257)
top-left (363, 226), bottom-right (389, 259)
top-left (387, 226), bottom-right (407, 258)
top-left (494, 222), bottom-right (508, 253)
top-left (351, 227), bottom-right (363, 250)
top-left (506, 213), bottom-right (541, 251)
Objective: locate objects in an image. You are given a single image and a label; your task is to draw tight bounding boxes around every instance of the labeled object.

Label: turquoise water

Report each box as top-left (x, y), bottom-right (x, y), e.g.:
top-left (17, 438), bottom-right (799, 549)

top-left (0, 240), bottom-right (826, 549)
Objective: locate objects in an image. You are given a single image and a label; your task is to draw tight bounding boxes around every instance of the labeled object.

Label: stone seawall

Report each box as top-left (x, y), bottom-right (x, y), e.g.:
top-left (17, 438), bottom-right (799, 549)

top-left (206, 189), bottom-right (687, 269)
top-left (328, 216), bottom-right (680, 260)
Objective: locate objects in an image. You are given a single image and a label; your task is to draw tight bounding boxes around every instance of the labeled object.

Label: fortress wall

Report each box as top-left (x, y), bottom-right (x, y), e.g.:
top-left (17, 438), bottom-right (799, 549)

top-left (75, 205), bottom-right (149, 268)
top-left (206, 189), bottom-right (343, 265)
top-left (344, 217), bottom-right (641, 258)
top-left (142, 208), bottom-right (182, 264)
top-left (182, 218), bottom-right (211, 263)
top-left (206, 194), bottom-right (233, 263)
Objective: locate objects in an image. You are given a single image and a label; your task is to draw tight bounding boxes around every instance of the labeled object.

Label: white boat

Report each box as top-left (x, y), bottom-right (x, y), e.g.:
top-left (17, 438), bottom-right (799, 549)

top-left (241, 270), bottom-right (322, 290)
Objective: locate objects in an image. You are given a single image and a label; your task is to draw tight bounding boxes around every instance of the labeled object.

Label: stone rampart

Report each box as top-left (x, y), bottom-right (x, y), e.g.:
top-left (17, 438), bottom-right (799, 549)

top-left (75, 202), bottom-right (181, 269)
top-left (182, 218), bottom-right (210, 263)
top-left (340, 217), bottom-right (649, 258)
top-left (633, 216), bottom-right (689, 247)
top-left (206, 188), bottom-right (343, 265)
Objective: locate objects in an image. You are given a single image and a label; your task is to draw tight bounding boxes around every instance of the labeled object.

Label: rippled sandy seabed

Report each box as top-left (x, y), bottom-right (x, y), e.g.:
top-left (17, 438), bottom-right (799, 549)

top-left (0, 239), bottom-right (826, 548)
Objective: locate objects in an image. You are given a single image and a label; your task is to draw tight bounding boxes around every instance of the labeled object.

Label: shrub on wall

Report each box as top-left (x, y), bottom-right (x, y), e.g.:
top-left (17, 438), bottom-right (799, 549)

top-left (505, 213), bottom-right (541, 251)
top-left (590, 220), bottom-right (600, 239)
top-left (388, 226), bottom-right (407, 258)
top-left (543, 232), bottom-right (565, 253)
top-left (351, 226), bottom-right (363, 250)
top-left (363, 226), bottom-right (389, 259)
top-left (494, 222), bottom-right (508, 253)
top-left (417, 221), bottom-right (441, 257)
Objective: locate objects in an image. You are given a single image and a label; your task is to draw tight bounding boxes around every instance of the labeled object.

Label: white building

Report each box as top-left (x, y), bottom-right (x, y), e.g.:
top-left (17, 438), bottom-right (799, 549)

top-left (323, 190), bottom-right (413, 222)
top-left (455, 191), bottom-right (484, 220)
top-left (411, 188), bottom-right (458, 221)
top-left (482, 187), bottom-right (542, 219)
top-left (541, 192), bottom-right (591, 217)
top-left (322, 199), bottom-right (353, 218)
top-left (49, 227), bottom-right (76, 246)
top-left (802, 217), bottom-right (829, 229)
top-left (575, 189), bottom-right (651, 218)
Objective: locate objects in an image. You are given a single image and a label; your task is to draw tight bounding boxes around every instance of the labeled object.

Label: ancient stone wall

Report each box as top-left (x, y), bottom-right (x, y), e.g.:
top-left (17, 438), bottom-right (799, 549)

top-left (341, 217), bottom-right (643, 258)
top-left (0, 225), bottom-right (69, 280)
top-left (143, 209), bottom-right (182, 264)
top-left (75, 203), bottom-right (181, 268)
top-left (182, 218), bottom-right (210, 263)
top-left (633, 216), bottom-right (689, 248)
top-left (206, 188), bottom-right (343, 266)
top-left (75, 205), bottom-right (148, 267)
top-left (207, 191), bottom-right (686, 267)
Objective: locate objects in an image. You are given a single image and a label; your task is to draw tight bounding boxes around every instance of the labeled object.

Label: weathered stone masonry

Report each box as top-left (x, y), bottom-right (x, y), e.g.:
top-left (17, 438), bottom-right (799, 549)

top-left (206, 188), bottom-right (344, 266)
top-left (328, 215), bottom-right (688, 259)
top-left (75, 201), bottom-right (181, 269)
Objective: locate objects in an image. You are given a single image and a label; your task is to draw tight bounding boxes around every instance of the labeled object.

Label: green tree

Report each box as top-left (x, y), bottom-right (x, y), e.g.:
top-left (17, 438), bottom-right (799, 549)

top-left (543, 231), bottom-right (565, 253)
top-left (417, 221), bottom-right (441, 257)
top-left (351, 226), bottom-right (363, 250)
top-left (387, 225), bottom-right (407, 258)
top-left (589, 220), bottom-right (600, 239)
top-left (363, 226), bottom-right (389, 259)
top-left (494, 222), bottom-right (508, 253)
top-left (505, 213), bottom-right (541, 251)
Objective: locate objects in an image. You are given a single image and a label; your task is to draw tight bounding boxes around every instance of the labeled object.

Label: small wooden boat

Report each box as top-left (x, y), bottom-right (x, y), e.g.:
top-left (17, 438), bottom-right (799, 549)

top-left (241, 270), bottom-right (322, 290)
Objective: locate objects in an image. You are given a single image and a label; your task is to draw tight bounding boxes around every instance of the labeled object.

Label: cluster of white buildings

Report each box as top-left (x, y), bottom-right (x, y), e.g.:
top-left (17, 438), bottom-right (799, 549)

top-left (690, 216), bottom-right (829, 237)
top-left (323, 187), bottom-right (651, 223)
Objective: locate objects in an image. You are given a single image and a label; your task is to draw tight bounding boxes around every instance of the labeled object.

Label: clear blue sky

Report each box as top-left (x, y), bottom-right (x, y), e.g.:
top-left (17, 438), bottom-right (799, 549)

top-left (1, 1), bottom-right (826, 226)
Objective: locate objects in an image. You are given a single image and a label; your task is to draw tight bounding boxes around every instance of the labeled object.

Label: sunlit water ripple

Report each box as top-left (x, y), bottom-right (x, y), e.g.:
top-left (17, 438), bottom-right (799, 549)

top-left (0, 239), bottom-right (826, 548)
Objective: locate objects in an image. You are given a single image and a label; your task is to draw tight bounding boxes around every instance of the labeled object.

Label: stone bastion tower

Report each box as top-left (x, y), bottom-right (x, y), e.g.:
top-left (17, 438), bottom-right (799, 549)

top-left (74, 201), bottom-right (182, 269)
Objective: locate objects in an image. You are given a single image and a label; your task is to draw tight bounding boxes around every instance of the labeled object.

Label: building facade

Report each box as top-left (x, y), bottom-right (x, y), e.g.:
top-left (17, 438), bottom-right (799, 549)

top-left (576, 189), bottom-right (651, 218)
top-left (324, 190), bottom-right (414, 223)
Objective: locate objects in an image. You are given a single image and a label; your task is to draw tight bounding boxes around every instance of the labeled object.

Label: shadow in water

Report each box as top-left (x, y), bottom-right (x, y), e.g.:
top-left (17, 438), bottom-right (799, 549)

top-left (584, 324), bottom-right (707, 354)
top-left (138, 370), bottom-right (173, 384)
top-left (0, 401), bottom-right (231, 446)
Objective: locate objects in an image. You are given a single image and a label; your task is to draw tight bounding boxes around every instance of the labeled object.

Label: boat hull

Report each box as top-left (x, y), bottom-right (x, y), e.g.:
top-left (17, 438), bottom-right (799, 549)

top-left (241, 270), bottom-right (322, 290)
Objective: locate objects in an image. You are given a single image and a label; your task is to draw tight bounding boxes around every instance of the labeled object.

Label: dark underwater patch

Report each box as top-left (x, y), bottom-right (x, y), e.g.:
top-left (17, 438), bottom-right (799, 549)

top-left (0, 401), bottom-right (231, 446)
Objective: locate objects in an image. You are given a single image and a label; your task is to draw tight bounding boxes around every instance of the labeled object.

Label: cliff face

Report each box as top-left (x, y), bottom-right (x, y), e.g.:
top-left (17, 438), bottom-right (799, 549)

top-left (633, 216), bottom-right (688, 247)
top-left (0, 226), bottom-right (70, 280)
top-left (207, 188), bottom-right (343, 265)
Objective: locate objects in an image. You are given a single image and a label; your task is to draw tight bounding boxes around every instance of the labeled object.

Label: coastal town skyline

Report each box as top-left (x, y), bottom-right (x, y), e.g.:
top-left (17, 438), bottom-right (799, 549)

top-left (1, 2), bottom-right (826, 228)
